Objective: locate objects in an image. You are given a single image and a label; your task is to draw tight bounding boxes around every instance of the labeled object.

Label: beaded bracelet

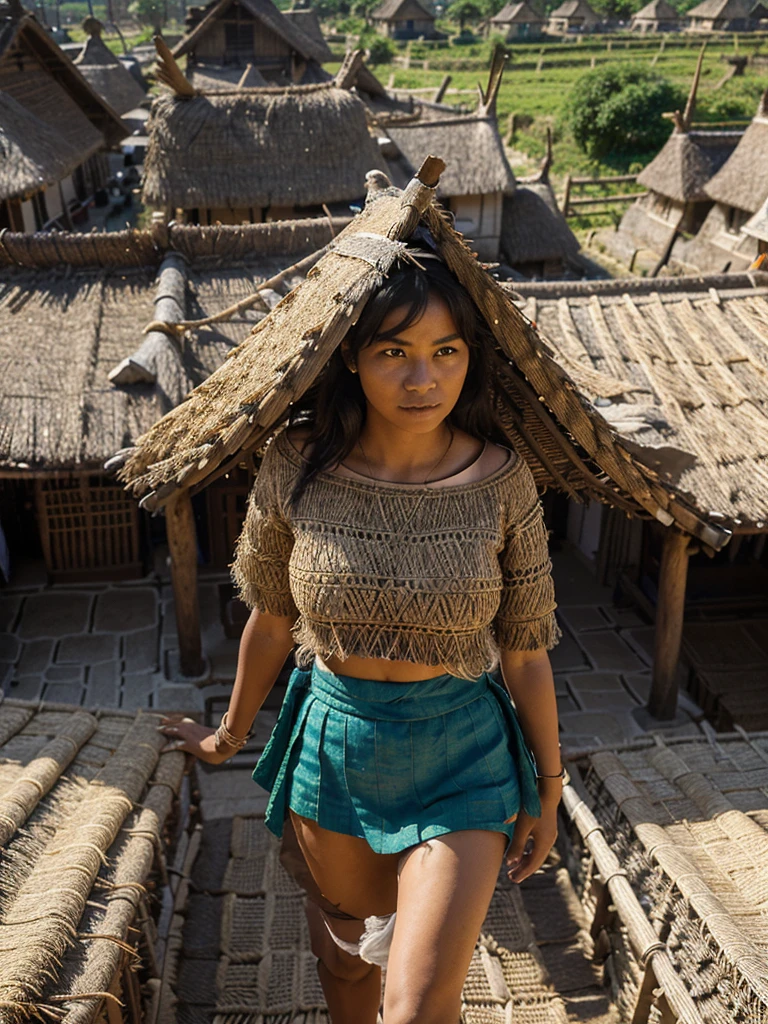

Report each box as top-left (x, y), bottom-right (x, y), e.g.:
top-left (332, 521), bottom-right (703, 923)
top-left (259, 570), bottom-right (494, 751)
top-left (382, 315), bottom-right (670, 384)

top-left (214, 712), bottom-right (252, 757)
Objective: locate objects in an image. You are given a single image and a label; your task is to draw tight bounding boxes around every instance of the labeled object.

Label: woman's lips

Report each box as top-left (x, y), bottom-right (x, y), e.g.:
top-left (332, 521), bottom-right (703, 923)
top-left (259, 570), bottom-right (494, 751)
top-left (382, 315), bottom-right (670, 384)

top-left (399, 403), bottom-right (441, 414)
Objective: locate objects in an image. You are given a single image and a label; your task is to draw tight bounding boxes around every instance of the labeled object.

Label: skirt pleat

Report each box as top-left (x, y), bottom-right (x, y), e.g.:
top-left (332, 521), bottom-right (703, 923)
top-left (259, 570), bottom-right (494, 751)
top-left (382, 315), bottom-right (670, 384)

top-left (253, 662), bottom-right (542, 855)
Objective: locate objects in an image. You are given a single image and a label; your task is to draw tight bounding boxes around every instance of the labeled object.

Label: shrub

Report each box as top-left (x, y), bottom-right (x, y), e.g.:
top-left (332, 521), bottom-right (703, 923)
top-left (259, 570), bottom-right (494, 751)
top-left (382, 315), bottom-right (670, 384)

top-left (564, 64), bottom-right (682, 159)
top-left (361, 31), bottom-right (396, 64)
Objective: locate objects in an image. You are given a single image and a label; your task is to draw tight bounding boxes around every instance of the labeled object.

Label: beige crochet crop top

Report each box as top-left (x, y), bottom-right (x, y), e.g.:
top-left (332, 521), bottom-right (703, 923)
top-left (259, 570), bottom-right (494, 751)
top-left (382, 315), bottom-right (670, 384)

top-left (232, 429), bottom-right (560, 679)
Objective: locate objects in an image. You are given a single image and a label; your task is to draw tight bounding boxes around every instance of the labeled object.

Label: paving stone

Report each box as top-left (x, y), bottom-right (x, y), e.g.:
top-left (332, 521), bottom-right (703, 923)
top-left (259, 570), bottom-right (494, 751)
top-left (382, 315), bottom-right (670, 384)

top-left (57, 633), bottom-right (119, 665)
top-left (46, 664), bottom-right (85, 683)
top-left (155, 685), bottom-right (205, 712)
top-left (548, 627), bottom-right (589, 673)
top-left (560, 734), bottom-right (609, 754)
top-left (558, 606), bottom-right (613, 634)
top-left (621, 627), bottom-right (655, 666)
top-left (0, 633), bottom-right (21, 663)
top-left (564, 671), bottom-right (624, 691)
top-left (43, 682), bottom-right (85, 705)
top-left (123, 627), bottom-right (159, 672)
top-left (553, 674), bottom-right (570, 696)
top-left (196, 767), bottom-right (261, 804)
top-left (208, 636), bottom-right (239, 681)
top-left (0, 663), bottom-right (11, 688)
top-left (18, 592), bottom-right (92, 639)
top-left (85, 662), bottom-right (122, 708)
top-left (571, 688), bottom-right (638, 711)
top-left (623, 672), bottom-right (652, 702)
top-left (93, 588), bottom-right (157, 633)
top-left (121, 671), bottom-right (156, 709)
top-left (17, 639), bottom-right (54, 674)
top-left (558, 711), bottom-right (628, 746)
top-left (7, 675), bottom-right (43, 700)
top-left (165, 650), bottom-right (211, 686)
top-left (0, 596), bottom-right (21, 631)
top-left (556, 693), bottom-right (580, 714)
top-left (610, 607), bottom-right (647, 629)
top-left (578, 630), bottom-right (645, 673)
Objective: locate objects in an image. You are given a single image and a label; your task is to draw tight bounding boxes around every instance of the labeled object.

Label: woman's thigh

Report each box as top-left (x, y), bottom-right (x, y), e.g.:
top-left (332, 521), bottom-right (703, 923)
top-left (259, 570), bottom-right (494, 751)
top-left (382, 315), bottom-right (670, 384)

top-left (289, 809), bottom-right (401, 920)
top-left (384, 829), bottom-right (507, 1024)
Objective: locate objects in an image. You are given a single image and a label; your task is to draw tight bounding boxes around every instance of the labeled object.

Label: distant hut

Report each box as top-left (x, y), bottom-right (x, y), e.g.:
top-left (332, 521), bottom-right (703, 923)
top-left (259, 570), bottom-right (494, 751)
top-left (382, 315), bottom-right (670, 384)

top-left (0, 3), bottom-right (127, 230)
top-left (282, 5), bottom-right (334, 61)
top-left (172, 0), bottom-right (332, 88)
top-left (547, 0), bottom-right (600, 33)
top-left (603, 51), bottom-right (741, 272)
top-left (489, 1), bottom-right (545, 39)
top-left (743, 193), bottom-right (768, 254)
top-left (143, 49), bottom-right (384, 224)
top-left (500, 132), bottom-right (581, 277)
top-left (0, 701), bottom-right (186, 1024)
top-left (686, 0), bottom-right (753, 30)
top-left (630, 0), bottom-right (680, 31)
top-left (73, 17), bottom-right (146, 115)
top-left (751, 0), bottom-right (768, 23)
top-left (369, 0), bottom-right (440, 39)
top-left (380, 49), bottom-right (515, 260)
top-left (687, 89), bottom-right (768, 271)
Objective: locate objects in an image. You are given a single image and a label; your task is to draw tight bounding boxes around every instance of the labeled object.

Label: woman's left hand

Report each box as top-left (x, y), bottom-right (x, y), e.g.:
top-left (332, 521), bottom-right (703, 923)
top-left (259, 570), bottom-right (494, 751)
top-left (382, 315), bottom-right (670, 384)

top-left (504, 801), bottom-right (559, 883)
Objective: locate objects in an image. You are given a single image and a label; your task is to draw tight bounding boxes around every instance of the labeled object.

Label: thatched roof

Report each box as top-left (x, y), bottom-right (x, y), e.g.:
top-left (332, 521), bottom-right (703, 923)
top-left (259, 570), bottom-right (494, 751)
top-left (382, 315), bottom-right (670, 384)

top-left (490, 1), bottom-right (545, 24)
top-left (0, 92), bottom-right (86, 201)
top-left (73, 21), bottom-right (147, 115)
top-left (548, 0), bottom-right (599, 20)
top-left (384, 115), bottom-right (515, 196)
top-left (0, 10), bottom-right (127, 149)
top-left (705, 92), bottom-right (768, 213)
top-left (0, 699), bottom-right (184, 1024)
top-left (172, 0), bottom-right (331, 66)
top-left (511, 273), bottom-right (768, 530)
top-left (630, 0), bottom-right (678, 21)
top-left (370, 0), bottom-right (435, 20)
top-left (282, 7), bottom-right (334, 62)
top-left (743, 193), bottom-right (768, 242)
top-left (501, 181), bottom-right (580, 268)
top-left (0, 216), bottom-right (346, 469)
top-left (687, 0), bottom-right (750, 17)
top-left (142, 82), bottom-right (384, 211)
top-left (112, 162), bottom-right (738, 549)
top-left (636, 130), bottom-right (742, 203)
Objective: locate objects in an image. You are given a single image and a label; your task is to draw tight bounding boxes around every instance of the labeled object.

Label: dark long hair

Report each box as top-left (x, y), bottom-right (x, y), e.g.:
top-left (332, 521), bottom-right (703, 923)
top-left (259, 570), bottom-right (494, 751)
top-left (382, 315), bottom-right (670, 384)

top-left (288, 257), bottom-right (507, 504)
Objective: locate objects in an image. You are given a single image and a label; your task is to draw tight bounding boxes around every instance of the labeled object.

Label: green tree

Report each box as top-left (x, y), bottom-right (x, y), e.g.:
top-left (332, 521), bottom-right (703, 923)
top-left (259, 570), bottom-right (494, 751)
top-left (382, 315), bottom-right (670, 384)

top-left (564, 65), bottom-right (682, 160)
top-left (128, 0), bottom-right (166, 30)
top-left (447, 0), bottom-right (484, 29)
top-left (360, 29), bottom-right (396, 63)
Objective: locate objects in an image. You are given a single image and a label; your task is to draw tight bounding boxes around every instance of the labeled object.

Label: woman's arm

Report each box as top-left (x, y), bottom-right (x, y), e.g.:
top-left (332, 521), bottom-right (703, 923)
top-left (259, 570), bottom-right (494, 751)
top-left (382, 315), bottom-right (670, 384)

top-left (160, 608), bottom-right (295, 764)
top-left (499, 646), bottom-right (562, 884)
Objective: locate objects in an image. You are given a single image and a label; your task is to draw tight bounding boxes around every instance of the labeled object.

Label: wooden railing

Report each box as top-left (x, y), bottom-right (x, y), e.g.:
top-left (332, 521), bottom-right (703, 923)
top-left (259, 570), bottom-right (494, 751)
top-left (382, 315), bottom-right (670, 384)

top-left (560, 173), bottom-right (646, 217)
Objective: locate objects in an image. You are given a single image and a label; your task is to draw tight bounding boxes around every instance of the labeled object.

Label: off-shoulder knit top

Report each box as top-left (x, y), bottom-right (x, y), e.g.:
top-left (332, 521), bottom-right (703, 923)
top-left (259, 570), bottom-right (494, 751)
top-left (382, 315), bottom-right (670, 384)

top-left (232, 429), bottom-right (560, 680)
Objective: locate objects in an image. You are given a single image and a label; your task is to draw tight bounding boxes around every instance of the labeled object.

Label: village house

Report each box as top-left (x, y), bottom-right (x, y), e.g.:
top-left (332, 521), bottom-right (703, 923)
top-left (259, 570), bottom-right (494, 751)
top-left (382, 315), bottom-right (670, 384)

top-left (369, 0), bottom-right (441, 39)
top-left (142, 48), bottom-right (385, 225)
top-left (743, 193), bottom-right (768, 255)
top-left (547, 0), bottom-right (601, 33)
top-left (0, 2), bottom-right (128, 231)
top-left (686, 0), bottom-right (753, 30)
top-left (488, 1), bottom-right (545, 40)
top-left (282, 4), bottom-right (334, 62)
top-left (684, 89), bottom-right (768, 272)
top-left (172, 0), bottom-right (332, 88)
top-left (630, 0), bottom-right (680, 32)
top-left (73, 17), bottom-right (146, 116)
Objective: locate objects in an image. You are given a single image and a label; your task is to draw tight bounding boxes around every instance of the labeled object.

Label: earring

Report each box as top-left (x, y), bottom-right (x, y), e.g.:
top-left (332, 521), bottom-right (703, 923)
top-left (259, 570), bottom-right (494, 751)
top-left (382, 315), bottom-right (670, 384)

top-left (349, 365), bottom-right (358, 374)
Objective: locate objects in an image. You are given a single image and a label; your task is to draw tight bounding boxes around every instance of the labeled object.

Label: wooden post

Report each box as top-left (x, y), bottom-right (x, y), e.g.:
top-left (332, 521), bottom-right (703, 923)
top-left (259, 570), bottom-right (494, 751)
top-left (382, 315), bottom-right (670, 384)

top-left (166, 490), bottom-right (204, 677)
top-left (561, 172), bottom-right (572, 216)
top-left (648, 529), bottom-right (690, 720)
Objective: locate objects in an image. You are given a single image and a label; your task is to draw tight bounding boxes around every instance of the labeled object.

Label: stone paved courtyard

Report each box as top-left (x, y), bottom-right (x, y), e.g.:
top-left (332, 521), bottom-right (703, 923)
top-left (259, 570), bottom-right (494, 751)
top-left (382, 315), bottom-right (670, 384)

top-left (0, 545), bottom-right (707, 751)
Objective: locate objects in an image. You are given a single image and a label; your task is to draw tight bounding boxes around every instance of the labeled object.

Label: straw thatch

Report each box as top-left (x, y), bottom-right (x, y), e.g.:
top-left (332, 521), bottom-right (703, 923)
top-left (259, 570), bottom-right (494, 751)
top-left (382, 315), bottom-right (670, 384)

top-left (73, 21), bottom-right (147, 115)
top-left (370, 0), bottom-right (435, 22)
top-left (0, 11), bottom-right (128, 151)
top-left (630, 0), bottom-right (679, 27)
top-left (563, 730), bottom-right (768, 1024)
top-left (637, 130), bottom-right (742, 203)
top-left (141, 83), bottom-right (384, 211)
top-left (0, 698), bottom-right (185, 1024)
top-left (705, 91), bottom-right (768, 214)
top-left (501, 181), bottom-right (580, 270)
top-left (112, 163), bottom-right (735, 549)
top-left (282, 7), bottom-right (334, 62)
top-left (172, 0), bottom-right (331, 67)
top-left (490, 0), bottom-right (545, 26)
top-left (743, 193), bottom-right (768, 243)
top-left (687, 0), bottom-right (752, 23)
top-left (511, 273), bottom-right (768, 529)
top-left (0, 92), bottom-right (87, 201)
top-left (548, 0), bottom-right (600, 26)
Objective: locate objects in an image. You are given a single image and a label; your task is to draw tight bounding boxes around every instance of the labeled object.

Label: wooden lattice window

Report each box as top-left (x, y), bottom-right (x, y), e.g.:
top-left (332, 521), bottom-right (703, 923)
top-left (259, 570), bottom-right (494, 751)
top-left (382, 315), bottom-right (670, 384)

top-left (35, 475), bottom-right (142, 582)
top-left (206, 466), bottom-right (254, 569)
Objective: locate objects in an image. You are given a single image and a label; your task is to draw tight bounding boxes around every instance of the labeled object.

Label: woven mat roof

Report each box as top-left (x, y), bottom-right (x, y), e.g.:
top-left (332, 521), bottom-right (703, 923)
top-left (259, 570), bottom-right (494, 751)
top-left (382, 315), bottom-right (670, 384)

top-left (513, 276), bottom-right (768, 529)
top-left (281, 9), bottom-right (334, 63)
top-left (573, 729), bottom-right (768, 1021)
top-left (687, 0), bottom-right (750, 17)
top-left (548, 0), bottom-right (599, 19)
top-left (73, 30), bottom-right (146, 116)
top-left (631, 0), bottom-right (678, 20)
top-left (491, 1), bottom-right (546, 23)
top-left (637, 130), bottom-right (742, 204)
top-left (501, 182), bottom-right (580, 267)
top-left (0, 697), bottom-right (185, 1024)
top-left (0, 92), bottom-right (87, 202)
top-left (744, 194), bottom-right (768, 243)
top-left (705, 93), bottom-right (768, 214)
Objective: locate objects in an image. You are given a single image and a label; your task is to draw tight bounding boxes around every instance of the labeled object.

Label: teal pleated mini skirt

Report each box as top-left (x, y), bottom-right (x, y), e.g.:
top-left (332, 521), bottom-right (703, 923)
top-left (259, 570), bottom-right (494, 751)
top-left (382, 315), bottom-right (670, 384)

top-left (253, 659), bottom-right (542, 855)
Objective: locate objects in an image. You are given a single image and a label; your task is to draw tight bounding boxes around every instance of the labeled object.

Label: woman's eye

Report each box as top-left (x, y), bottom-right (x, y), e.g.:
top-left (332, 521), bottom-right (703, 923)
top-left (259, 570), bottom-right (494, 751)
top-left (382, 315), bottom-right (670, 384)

top-left (436, 346), bottom-right (458, 356)
top-left (382, 348), bottom-right (406, 358)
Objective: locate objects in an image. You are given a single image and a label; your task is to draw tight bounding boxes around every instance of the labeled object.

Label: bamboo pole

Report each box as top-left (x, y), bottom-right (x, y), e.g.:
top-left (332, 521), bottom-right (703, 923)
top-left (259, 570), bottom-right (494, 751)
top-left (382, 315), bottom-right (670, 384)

top-left (165, 490), bottom-right (203, 678)
top-left (648, 528), bottom-right (690, 720)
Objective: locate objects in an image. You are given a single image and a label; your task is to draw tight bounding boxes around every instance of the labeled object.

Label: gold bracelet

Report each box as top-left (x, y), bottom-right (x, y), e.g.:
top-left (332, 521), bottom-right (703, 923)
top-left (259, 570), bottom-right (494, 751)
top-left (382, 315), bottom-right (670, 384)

top-left (214, 712), bottom-right (252, 756)
top-left (536, 766), bottom-right (566, 779)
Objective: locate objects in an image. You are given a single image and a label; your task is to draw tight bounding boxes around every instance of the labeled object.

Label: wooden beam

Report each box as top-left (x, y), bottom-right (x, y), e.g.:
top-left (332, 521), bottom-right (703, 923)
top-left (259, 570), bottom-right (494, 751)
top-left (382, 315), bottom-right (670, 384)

top-left (165, 490), bottom-right (203, 677)
top-left (648, 528), bottom-right (690, 720)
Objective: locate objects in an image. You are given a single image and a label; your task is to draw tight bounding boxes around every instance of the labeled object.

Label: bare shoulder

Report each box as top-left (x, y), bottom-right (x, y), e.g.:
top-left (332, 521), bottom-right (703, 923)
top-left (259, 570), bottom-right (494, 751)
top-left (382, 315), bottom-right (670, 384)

top-left (484, 441), bottom-right (517, 475)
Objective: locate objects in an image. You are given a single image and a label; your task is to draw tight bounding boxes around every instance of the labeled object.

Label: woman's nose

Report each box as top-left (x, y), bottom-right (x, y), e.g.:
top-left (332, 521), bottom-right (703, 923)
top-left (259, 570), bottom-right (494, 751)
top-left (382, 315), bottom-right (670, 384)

top-left (404, 361), bottom-right (436, 392)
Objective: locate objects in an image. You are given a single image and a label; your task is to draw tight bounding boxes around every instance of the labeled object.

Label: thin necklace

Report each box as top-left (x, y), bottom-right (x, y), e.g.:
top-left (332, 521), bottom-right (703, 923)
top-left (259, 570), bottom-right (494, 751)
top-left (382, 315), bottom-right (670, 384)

top-left (356, 427), bottom-right (455, 487)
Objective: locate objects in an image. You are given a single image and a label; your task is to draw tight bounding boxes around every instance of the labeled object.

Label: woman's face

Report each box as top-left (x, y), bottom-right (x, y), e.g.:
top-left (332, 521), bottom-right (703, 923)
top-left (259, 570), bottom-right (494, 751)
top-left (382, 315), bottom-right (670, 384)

top-left (351, 292), bottom-right (471, 435)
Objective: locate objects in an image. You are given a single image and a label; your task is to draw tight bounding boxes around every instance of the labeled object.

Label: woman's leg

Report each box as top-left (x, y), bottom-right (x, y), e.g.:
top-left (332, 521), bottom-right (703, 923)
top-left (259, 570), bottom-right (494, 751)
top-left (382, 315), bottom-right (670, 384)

top-left (383, 829), bottom-right (507, 1024)
top-left (289, 810), bottom-right (401, 1024)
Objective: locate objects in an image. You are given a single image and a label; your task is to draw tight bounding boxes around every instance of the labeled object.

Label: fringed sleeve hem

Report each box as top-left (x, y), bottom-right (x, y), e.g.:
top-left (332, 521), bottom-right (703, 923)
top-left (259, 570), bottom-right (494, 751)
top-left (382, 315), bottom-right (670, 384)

top-left (493, 612), bottom-right (562, 654)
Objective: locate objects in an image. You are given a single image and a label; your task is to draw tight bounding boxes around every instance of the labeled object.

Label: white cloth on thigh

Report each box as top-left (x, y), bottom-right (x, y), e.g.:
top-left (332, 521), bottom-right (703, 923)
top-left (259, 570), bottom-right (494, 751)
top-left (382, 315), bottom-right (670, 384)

top-left (322, 912), bottom-right (397, 969)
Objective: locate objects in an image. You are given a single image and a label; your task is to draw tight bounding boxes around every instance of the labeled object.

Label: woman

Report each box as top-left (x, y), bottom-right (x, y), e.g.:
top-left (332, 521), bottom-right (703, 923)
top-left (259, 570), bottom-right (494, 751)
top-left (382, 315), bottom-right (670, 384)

top-left (161, 252), bottom-right (563, 1024)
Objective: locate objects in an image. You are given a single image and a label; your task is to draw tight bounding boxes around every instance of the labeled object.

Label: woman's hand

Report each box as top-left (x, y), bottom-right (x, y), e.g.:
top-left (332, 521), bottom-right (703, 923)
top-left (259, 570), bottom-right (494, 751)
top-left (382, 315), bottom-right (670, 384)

top-left (158, 715), bottom-right (230, 765)
top-left (504, 797), bottom-right (559, 883)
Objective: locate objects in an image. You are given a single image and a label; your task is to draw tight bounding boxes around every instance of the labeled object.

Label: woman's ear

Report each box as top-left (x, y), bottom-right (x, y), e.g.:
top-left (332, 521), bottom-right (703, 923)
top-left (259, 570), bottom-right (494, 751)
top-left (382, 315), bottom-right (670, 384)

top-left (340, 342), bottom-right (357, 374)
